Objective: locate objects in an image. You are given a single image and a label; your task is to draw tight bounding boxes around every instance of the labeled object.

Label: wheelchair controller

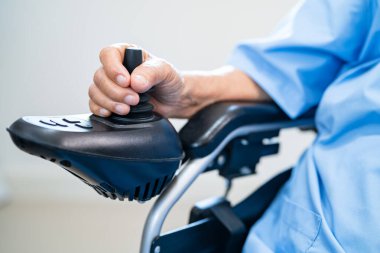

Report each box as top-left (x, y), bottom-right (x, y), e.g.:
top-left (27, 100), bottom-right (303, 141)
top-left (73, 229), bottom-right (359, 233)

top-left (7, 48), bottom-right (183, 202)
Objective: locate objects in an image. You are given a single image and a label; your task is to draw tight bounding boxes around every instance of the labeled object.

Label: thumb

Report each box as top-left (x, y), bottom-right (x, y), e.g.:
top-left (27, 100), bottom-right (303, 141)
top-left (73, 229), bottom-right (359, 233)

top-left (130, 58), bottom-right (175, 93)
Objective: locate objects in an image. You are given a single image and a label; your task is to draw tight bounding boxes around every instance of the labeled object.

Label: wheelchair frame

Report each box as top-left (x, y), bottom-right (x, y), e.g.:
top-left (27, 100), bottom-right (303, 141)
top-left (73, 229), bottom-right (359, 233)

top-left (140, 103), bottom-right (315, 253)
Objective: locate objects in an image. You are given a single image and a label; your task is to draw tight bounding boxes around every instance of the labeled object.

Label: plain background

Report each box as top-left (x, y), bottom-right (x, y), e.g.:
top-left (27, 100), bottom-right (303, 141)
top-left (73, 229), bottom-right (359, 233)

top-left (0, 0), bottom-right (315, 252)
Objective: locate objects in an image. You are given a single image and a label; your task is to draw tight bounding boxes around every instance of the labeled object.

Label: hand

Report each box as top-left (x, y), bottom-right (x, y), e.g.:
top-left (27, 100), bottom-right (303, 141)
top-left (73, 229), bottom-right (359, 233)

top-left (89, 43), bottom-right (198, 118)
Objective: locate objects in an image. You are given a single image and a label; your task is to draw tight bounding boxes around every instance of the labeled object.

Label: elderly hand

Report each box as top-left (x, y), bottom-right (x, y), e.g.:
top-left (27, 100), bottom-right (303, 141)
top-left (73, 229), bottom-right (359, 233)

top-left (89, 44), bottom-right (198, 118)
top-left (89, 43), bottom-right (270, 119)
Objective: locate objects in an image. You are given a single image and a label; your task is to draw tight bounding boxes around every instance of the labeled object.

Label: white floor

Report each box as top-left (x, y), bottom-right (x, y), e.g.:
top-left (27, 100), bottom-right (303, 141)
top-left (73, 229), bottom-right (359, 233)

top-left (0, 171), bottom-right (264, 253)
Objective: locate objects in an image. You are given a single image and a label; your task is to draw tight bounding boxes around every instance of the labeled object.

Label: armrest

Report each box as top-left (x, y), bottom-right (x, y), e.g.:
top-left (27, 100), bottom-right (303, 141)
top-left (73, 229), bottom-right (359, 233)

top-left (179, 101), bottom-right (316, 159)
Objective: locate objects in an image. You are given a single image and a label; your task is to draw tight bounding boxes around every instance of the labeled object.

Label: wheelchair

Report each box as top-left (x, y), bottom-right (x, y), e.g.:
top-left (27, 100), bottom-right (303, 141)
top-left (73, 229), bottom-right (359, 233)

top-left (7, 49), bottom-right (316, 253)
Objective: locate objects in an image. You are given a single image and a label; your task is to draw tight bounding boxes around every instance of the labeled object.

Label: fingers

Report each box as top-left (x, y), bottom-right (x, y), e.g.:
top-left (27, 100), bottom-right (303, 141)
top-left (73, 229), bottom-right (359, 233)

top-left (130, 58), bottom-right (175, 93)
top-left (99, 44), bottom-right (150, 88)
top-left (89, 83), bottom-right (130, 116)
top-left (99, 45), bottom-right (130, 87)
top-left (89, 99), bottom-right (111, 117)
top-left (93, 68), bottom-right (140, 105)
top-left (92, 43), bottom-right (167, 117)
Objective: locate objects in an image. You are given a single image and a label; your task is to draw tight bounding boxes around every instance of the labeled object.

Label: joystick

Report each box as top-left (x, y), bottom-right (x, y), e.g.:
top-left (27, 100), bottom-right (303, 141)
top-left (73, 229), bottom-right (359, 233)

top-left (109, 48), bottom-right (155, 124)
top-left (7, 49), bottom-right (183, 202)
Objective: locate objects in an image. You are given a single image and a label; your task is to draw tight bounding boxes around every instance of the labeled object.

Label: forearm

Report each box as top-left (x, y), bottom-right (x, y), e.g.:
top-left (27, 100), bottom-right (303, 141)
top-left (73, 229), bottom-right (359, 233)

top-left (181, 65), bottom-right (272, 116)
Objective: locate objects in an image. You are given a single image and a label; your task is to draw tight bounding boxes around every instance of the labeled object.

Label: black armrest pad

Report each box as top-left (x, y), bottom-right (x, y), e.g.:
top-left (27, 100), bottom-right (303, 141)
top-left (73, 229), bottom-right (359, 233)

top-left (179, 102), bottom-right (315, 158)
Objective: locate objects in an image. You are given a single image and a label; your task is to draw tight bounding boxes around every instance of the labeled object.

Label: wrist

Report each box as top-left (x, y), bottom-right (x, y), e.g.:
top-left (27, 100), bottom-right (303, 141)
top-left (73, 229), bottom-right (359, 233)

top-left (183, 65), bottom-right (269, 101)
top-left (179, 65), bottom-right (271, 117)
top-left (180, 70), bottom-right (221, 114)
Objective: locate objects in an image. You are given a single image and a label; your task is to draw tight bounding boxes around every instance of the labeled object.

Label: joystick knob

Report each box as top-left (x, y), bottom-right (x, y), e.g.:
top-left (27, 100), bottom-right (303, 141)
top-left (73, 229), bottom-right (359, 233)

top-left (109, 48), bottom-right (155, 124)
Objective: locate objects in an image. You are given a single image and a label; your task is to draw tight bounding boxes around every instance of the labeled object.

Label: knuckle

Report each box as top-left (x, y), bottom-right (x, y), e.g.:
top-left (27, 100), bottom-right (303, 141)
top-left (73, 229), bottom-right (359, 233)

top-left (116, 90), bottom-right (127, 101)
top-left (108, 65), bottom-right (120, 77)
top-left (160, 59), bottom-right (174, 74)
top-left (108, 87), bottom-right (123, 101)
top-left (93, 69), bottom-right (100, 83)
top-left (89, 100), bottom-right (99, 114)
top-left (141, 61), bottom-right (160, 81)
top-left (99, 46), bottom-right (112, 60)
top-left (110, 101), bottom-right (120, 112)
top-left (150, 58), bottom-right (172, 80)
top-left (88, 84), bottom-right (95, 99)
top-left (142, 50), bottom-right (150, 61)
top-left (103, 97), bottom-right (115, 109)
top-left (89, 100), bottom-right (95, 110)
top-left (93, 68), bottom-right (105, 86)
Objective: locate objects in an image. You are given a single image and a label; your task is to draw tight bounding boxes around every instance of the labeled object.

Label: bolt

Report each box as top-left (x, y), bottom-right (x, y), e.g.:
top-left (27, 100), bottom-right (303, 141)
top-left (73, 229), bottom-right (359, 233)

top-left (154, 246), bottom-right (161, 253)
top-left (217, 155), bottom-right (226, 166)
top-left (240, 139), bottom-right (249, 146)
top-left (240, 166), bottom-right (252, 175)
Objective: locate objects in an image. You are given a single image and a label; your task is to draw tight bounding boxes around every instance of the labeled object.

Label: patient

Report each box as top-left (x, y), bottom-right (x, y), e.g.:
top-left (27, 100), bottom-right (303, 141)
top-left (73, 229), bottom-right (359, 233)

top-left (88, 0), bottom-right (380, 251)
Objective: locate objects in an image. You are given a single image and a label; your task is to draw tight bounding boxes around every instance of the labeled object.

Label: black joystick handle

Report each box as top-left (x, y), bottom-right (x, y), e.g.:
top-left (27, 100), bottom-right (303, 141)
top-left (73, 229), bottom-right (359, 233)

top-left (109, 48), bottom-right (155, 124)
top-left (123, 47), bottom-right (143, 73)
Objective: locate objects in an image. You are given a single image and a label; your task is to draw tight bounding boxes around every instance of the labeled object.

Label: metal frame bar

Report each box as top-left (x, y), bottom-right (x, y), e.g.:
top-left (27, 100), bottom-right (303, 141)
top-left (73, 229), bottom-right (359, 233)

top-left (139, 118), bottom-right (314, 253)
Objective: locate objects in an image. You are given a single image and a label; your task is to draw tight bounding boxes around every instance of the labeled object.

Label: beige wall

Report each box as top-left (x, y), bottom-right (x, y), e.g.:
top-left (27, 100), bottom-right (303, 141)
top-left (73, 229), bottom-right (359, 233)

top-left (0, 0), bottom-right (315, 252)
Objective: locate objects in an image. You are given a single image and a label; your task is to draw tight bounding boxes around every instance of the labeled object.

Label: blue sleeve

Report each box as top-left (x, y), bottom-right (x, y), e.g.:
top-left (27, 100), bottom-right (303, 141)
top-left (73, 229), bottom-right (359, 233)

top-left (229, 0), bottom-right (371, 118)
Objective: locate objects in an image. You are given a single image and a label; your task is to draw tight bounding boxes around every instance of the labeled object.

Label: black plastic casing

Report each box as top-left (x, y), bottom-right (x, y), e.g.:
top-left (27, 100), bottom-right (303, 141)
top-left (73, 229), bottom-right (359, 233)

top-left (8, 114), bottom-right (183, 201)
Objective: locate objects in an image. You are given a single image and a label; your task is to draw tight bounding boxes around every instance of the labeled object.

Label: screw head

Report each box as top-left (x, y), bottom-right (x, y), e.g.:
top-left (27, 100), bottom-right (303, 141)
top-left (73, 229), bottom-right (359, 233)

top-left (240, 166), bottom-right (252, 175)
top-left (217, 155), bottom-right (226, 166)
top-left (154, 246), bottom-right (161, 253)
top-left (240, 139), bottom-right (249, 146)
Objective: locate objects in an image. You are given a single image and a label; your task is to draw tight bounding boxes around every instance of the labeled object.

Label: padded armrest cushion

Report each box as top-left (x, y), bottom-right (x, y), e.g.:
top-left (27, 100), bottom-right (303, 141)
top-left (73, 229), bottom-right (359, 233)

top-left (179, 102), bottom-right (315, 158)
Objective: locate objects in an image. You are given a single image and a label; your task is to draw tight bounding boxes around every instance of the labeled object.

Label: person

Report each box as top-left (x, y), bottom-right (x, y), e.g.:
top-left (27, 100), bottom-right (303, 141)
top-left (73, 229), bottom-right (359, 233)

top-left (88, 0), bottom-right (380, 251)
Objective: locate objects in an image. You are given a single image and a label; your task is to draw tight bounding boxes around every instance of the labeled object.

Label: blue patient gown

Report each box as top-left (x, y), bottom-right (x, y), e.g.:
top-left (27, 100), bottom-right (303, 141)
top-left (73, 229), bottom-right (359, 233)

top-left (229, 0), bottom-right (380, 252)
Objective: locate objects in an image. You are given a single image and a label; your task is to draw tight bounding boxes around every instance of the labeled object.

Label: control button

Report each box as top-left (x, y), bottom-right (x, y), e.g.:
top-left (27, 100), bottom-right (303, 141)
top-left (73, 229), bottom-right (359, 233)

top-left (62, 117), bottom-right (81, 124)
top-left (39, 120), bottom-right (57, 126)
top-left (75, 122), bottom-right (93, 129)
top-left (49, 120), bottom-right (68, 127)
